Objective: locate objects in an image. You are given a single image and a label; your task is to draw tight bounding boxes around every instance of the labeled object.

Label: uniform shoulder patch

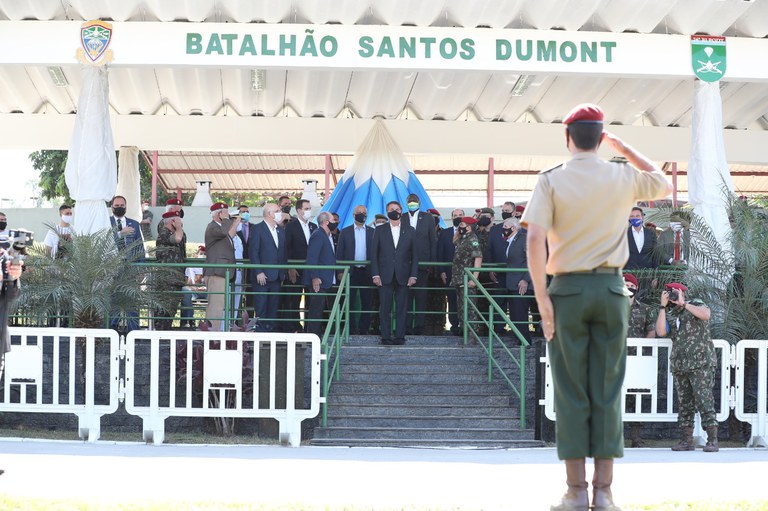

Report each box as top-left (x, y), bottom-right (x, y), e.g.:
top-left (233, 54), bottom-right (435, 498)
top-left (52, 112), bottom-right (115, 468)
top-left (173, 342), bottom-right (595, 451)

top-left (689, 298), bottom-right (707, 307)
top-left (539, 163), bottom-right (563, 174)
top-left (471, 240), bottom-right (479, 247)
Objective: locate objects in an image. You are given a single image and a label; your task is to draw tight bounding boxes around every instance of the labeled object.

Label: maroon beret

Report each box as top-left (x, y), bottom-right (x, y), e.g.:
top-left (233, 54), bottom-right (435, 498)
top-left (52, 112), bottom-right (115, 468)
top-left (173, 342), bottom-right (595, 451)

top-left (623, 273), bottom-right (638, 288)
top-left (166, 198), bottom-right (184, 206)
top-left (665, 282), bottom-right (688, 292)
top-left (210, 202), bottom-right (228, 212)
top-left (461, 216), bottom-right (478, 225)
top-left (427, 208), bottom-right (440, 216)
top-left (515, 205), bottom-right (525, 212)
top-left (563, 103), bottom-right (605, 125)
top-left (198, 245), bottom-right (206, 252)
top-left (162, 210), bottom-right (180, 219)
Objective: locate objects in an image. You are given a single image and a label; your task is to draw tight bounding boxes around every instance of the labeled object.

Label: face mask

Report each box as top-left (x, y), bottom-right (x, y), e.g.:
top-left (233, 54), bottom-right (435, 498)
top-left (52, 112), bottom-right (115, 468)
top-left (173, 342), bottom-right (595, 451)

top-left (0, 221), bottom-right (6, 231)
top-left (670, 221), bottom-right (683, 232)
top-left (629, 218), bottom-right (643, 227)
top-left (452, 217), bottom-right (462, 227)
top-left (387, 210), bottom-right (401, 221)
top-left (477, 216), bottom-right (492, 227)
top-left (61, 214), bottom-right (73, 224)
top-left (327, 222), bottom-right (339, 232)
top-left (407, 202), bottom-right (419, 212)
top-left (142, 205), bottom-right (148, 211)
top-left (302, 210), bottom-right (312, 221)
top-left (273, 212), bottom-right (283, 223)
top-left (627, 288), bottom-right (637, 298)
top-left (178, 209), bottom-right (185, 219)
top-left (375, 221), bottom-right (386, 227)
top-left (458, 226), bottom-right (468, 236)
top-left (502, 228), bottom-right (513, 238)
top-left (241, 212), bottom-right (250, 223)
top-left (281, 205), bottom-right (291, 214)
top-left (354, 213), bottom-right (367, 224)
top-left (112, 206), bottom-right (126, 217)
top-left (501, 212), bottom-right (513, 220)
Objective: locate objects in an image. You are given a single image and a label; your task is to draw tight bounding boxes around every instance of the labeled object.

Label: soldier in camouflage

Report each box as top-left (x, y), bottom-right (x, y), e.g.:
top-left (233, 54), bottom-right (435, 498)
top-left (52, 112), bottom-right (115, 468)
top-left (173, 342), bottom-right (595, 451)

top-left (155, 209), bottom-right (188, 329)
top-left (655, 282), bottom-right (718, 452)
top-left (623, 273), bottom-right (656, 448)
top-left (450, 216), bottom-right (483, 342)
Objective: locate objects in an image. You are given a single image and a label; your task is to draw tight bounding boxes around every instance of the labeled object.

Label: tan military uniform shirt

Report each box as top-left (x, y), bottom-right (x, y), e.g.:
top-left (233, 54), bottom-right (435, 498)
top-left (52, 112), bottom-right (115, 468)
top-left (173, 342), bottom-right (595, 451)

top-left (521, 152), bottom-right (669, 275)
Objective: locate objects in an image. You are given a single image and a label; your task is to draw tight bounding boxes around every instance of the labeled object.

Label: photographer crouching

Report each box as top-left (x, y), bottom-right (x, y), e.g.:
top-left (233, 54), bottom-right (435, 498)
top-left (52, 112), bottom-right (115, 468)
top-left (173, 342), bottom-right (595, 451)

top-left (656, 282), bottom-right (719, 452)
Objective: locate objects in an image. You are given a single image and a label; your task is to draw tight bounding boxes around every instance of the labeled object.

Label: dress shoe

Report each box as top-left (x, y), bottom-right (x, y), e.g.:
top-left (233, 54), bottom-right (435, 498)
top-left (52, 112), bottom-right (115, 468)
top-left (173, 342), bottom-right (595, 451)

top-left (393, 337), bottom-right (406, 345)
top-left (380, 338), bottom-right (394, 345)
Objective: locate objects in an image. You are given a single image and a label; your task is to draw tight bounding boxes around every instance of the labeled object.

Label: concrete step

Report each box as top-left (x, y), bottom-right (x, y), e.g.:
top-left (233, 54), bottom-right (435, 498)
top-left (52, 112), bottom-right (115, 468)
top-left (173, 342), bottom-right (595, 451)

top-left (339, 363), bottom-right (488, 374)
top-left (326, 415), bottom-right (522, 429)
top-left (328, 382), bottom-right (511, 395)
top-left (309, 438), bottom-right (545, 448)
top-left (327, 403), bottom-right (518, 417)
top-left (336, 371), bottom-right (493, 384)
top-left (326, 392), bottom-right (512, 406)
top-left (312, 426), bottom-right (535, 441)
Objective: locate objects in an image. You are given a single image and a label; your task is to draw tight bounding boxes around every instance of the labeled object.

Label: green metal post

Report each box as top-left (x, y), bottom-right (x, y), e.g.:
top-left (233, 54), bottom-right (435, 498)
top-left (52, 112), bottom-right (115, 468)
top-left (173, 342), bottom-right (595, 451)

top-left (520, 344), bottom-right (526, 428)
top-left (488, 306), bottom-right (493, 381)
top-left (462, 272), bottom-right (468, 345)
top-left (223, 268), bottom-right (231, 331)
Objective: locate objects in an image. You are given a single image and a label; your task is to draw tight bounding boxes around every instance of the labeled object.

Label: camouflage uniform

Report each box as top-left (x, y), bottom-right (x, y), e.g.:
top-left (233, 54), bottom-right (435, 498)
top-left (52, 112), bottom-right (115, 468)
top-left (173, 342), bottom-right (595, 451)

top-left (155, 219), bottom-right (187, 329)
top-left (451, 232), bottom-right (483, 335)
top-left (666, 298), bottom-right (717, 428)
top-left (628, 300), bottom-right (655, 338)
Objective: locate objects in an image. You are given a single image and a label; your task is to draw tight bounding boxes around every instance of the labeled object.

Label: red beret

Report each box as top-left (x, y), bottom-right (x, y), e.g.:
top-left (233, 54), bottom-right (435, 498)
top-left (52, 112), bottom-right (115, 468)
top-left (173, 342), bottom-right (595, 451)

top-left (515, 205), bottom-right (525, 212)
top-left (623, 273), bottom-right (638, 288)
top-left (162, 210), bottom-right (180, 219)
top-left (563, 103), bottom-right (604, 125)
top-left (210, 202), bottom-right (228, 212)
top-left (166, 198), bottom-right (184, 206)
top-left (461, 216), bottom-right (478, 225)
top-left (197, 245), bottom-right (206, 252)
top-left (665, 282), bottom-right (688, 291)
top-left (427, 208), bottom-right (440, 216)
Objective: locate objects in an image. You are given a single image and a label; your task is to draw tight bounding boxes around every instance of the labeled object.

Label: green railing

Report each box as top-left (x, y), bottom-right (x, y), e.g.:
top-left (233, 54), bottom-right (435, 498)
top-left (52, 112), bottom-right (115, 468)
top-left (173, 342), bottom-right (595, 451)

top-left (462, 266), bottom-right (531, 428)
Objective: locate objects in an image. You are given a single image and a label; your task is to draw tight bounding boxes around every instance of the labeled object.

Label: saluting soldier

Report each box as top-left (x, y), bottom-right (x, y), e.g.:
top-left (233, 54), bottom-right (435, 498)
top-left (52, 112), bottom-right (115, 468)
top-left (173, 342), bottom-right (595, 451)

top-left (656, 282), bottom-right (718, 453)
top-left (155, 205), bottom-right (187, 330)
top-left (450, 216), bottom-right (482, 342)
top-left (523, 103), bottom-right (671, 511)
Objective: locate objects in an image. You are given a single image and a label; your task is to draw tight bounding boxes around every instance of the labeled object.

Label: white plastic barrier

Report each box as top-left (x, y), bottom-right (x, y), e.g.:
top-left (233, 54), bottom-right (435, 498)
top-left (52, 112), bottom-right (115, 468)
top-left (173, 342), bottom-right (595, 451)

top-left (541, 338), bottom-right (733, 444)
top-left (734, 339), bottom-right (768, 447)
top-left (0, 327), bottom-right (120, 441)
top-left (123, 330), bottom-right (322, 446)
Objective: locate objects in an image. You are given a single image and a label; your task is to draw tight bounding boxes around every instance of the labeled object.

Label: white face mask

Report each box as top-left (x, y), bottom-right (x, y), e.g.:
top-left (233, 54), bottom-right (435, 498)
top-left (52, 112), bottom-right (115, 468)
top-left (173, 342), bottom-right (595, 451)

top-left (273, 211), bottom-right (283, 223)
top-left (61, 214), bottom-right (73, 224)
top-left (302, 209), bottom-right (312, 221)
top-left (670, 221), bottom-right (683, 233)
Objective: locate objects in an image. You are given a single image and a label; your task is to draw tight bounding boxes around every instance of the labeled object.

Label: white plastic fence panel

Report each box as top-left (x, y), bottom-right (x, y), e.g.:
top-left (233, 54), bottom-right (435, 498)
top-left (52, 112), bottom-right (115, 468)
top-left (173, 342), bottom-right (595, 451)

top-left (124, 330), bottom-right (321, 446)
top-left (734, 339), bottom-right (768, 448)
top-left (0, 327), bottom-right (120, 441)
top-left (541, 338), bottom-right (732, 430)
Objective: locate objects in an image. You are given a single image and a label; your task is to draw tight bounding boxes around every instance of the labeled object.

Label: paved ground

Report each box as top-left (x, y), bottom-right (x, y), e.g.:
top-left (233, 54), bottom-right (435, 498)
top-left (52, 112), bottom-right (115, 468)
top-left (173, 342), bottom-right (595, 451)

top-left (0, 440), bottom-right (766, 509)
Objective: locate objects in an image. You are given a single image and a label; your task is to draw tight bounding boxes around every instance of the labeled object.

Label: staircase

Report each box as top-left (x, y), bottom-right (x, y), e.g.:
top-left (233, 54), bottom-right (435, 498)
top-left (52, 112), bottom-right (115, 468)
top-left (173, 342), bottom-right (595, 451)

top-left (311, 335), bottom-right (543, 448)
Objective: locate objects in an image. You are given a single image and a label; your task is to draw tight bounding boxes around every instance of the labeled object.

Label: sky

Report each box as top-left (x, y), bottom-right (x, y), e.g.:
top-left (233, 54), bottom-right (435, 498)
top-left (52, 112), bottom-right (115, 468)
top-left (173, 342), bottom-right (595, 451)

top-left (0, 149), bottom-right (43, 208)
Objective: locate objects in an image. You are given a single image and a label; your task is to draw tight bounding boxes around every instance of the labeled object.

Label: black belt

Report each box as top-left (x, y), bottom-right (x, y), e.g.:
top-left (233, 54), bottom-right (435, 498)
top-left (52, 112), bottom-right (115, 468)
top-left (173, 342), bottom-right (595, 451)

top-left (555, 267), bottom-right (621, 277)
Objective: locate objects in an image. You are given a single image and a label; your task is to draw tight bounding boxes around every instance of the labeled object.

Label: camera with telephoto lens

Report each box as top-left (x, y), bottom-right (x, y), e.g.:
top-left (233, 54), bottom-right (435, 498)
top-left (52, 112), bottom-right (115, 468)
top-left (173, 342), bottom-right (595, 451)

top-left (0, 229), bottom-right (34, 280)
top-left (668, 290), bottom-right (679, 303)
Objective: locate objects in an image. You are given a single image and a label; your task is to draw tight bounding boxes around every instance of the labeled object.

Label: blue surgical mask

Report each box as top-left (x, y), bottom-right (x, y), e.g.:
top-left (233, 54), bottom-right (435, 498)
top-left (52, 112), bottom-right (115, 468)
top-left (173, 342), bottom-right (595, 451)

top-left (241, 212), bottom-right (250, 223)
top-left (629, 218), bottom-right (643, 227)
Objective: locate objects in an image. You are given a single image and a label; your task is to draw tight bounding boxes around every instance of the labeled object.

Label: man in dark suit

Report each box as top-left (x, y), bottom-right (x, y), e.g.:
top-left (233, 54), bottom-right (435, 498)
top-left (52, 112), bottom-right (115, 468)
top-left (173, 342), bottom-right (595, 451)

top-left (204, 202), bottom-right (241, 331)
top-left (303, 212), bottom-right (337, 336)
top-left (402, 193), bottom-right (436, 335)
top-left (501, 217), bottom-right (533, 343)
top-left (336, 204), bottom-right (374, 335)
top-left (437, 208), bottom-right (464, 335)
top-left (235, 204), bottom-right (253, 311)
top-left (248, 203), bottom-right (287, 331)
top-left (109, 195), bottom-right (144, 333)
top-left (371, 201), bottom-right (418, 345)
top-left (625, 206), bottom-right (658, 270)
top-left (486, 209), bottom-right (515, 336)
top-left (283, 199), bottom-right (317, 331)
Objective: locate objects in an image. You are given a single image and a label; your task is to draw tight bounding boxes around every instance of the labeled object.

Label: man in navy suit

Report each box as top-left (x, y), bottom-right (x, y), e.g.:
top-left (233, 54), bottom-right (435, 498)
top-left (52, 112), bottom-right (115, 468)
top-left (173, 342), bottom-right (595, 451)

top-left (303, 212), bottom-right (337, 336)
top-left (437, 208), bottom-right (464, 335)
top-left (371, 201), bottom-right (418, 345)
top-left (109, 195), bottom-right (144, 333)
top-left (501, 217), bottom-right (533, 343)
top-left (402, 193), bottom-right (436, 335)
top-left (248, 203), bottom-right (287, 331)
top-left (336, 204), bottom-right (374, 335)
top-left (282, 199), bottom-right (317, 332)
top-left (625, 207), bottom-right (658, 270)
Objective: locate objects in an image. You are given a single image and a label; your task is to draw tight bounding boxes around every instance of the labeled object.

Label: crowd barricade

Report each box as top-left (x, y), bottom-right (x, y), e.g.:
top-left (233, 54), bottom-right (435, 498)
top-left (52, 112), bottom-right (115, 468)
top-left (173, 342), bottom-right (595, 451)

top-left (541, 338), bottom-right (735, 445)
top-left (0, 327), bottom-right (120, 441)
top-left (123, 330), bottom-right (322, 446)
top-left (734, 339), bottom-right (768, 447)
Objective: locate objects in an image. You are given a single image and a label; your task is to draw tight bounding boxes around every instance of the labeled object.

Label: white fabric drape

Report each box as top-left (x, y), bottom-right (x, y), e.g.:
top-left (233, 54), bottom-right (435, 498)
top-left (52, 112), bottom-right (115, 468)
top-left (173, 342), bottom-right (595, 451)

top-left (64, 66), bottom-right (117, 234)
top-left (116, 146), bottom-right (141, 221)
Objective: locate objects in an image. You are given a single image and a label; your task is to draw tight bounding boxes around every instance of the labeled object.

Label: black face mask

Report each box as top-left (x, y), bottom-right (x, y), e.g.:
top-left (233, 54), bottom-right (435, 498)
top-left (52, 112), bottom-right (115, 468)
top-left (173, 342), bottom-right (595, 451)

top-left (327, 222), bottom-right (339, 232)
top-left (281, 205), bottom-right (291, 214)
top-left (354, 213), bottom-right (367, 224)
top-left (178, 209), bottom-right (185, 219)
top-left (501, 212), bottom-right (513, 220)
top-left (458, 226), bottom-right (468, 236)
top-left (0, 221), bottom-right (6, 231)
top-left (627, 288), bottom-right (637, 298)
top-left (477, 216), bottom-right (492, 227)
top-left (452, 217), bottom-right (462, 227)
top-left (112, 207), bottom-right (126, 217)
top-left (502, 228), bottom-right (513, 238)
top-left (387, 211), bottom-right (401, 221)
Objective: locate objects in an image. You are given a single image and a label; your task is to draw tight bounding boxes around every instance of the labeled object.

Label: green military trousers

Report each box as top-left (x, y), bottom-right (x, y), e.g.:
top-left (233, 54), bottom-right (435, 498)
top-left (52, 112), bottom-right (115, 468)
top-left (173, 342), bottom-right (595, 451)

top-left (548, 273), bottom-right (629, 460)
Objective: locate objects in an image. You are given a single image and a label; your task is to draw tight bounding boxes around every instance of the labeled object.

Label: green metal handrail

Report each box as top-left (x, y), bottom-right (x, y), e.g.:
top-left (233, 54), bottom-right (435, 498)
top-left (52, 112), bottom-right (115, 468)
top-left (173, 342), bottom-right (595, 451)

top-left (320, 267), bottom-right (350, 427)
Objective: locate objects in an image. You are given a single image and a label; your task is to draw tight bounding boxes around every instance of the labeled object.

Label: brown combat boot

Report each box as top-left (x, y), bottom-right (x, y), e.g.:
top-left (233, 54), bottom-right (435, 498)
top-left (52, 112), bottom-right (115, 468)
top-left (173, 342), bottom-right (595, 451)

top-left (592, 458), bottom-right (621, 511)
top-left (703, 426), bottom-right (719, 452)
top-left (671, 426), bottom-right (695, 451)
top-left (550, 458), bottom-right (589, 511)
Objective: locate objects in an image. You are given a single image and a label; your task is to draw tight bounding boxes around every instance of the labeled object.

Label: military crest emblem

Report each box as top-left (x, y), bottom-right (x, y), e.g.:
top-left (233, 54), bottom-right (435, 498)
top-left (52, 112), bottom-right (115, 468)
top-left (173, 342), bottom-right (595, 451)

top-left (76, 20), bottom-right (114, 65)
top-left (691, 35), bottom-right (725, 82)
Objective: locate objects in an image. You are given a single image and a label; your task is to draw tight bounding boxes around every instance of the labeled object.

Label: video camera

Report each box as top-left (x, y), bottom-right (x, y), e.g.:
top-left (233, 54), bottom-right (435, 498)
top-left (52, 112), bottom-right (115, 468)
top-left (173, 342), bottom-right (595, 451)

top-left (0, 229), bottom-right (34, 279)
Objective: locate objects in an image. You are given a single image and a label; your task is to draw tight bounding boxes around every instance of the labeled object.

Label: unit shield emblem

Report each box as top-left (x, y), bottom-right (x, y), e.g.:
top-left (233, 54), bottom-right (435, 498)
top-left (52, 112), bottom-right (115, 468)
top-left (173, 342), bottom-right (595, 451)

top-left (691, 35), bottom-right (726, 83)
top-left (77, 20), bottom-right (114, 65)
